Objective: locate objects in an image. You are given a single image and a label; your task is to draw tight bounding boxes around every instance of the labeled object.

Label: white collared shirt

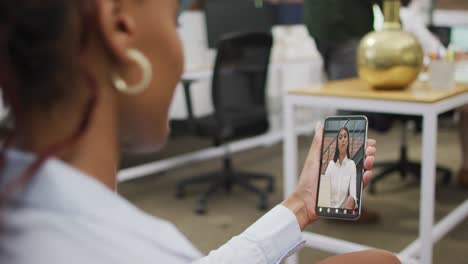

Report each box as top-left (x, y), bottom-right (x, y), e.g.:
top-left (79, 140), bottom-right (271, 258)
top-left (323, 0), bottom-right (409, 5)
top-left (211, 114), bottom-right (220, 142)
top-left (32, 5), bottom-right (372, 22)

top-left (0, 150), bottom-right (305, 264)
top-left (324, 157), bottom-right (357, 208)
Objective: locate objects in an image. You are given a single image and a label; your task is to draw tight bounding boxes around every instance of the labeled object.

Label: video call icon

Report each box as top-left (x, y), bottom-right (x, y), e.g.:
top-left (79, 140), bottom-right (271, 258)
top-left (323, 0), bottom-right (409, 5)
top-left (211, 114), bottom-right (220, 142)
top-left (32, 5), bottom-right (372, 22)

top-left (335, 209), bottom-right (339, 213)
top-left (327, 208), bottom-right (330, 213)
top-left (344, 209), bottom-right (347, 214)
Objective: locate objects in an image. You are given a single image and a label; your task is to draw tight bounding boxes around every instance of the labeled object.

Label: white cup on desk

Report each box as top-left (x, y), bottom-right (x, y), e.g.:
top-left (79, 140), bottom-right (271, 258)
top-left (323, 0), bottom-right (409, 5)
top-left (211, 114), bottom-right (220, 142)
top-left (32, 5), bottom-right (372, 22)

top-left (428, 60), bottom-right (456, 90)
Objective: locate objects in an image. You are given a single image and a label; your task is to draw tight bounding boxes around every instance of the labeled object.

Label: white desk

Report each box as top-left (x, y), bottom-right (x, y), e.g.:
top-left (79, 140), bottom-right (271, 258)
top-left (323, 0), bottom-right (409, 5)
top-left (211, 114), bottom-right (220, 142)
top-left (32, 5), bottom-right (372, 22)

top-left (282, 79), bottom-right (468, 264)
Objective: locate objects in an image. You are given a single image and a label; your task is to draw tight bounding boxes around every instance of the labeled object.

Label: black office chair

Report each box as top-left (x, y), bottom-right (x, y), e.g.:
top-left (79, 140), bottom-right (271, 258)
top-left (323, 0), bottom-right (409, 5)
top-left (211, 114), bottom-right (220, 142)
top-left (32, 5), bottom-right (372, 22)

top-left (175, 32), bottom-right (275, 214)
top-left (368, 116), bottom-right (452, 194)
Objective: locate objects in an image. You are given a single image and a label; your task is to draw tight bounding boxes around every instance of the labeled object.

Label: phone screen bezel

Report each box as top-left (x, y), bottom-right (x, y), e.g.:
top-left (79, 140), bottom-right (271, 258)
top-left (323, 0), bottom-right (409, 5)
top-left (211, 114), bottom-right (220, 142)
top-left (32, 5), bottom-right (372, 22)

top-left (315, 115), bottom-right (368, 220)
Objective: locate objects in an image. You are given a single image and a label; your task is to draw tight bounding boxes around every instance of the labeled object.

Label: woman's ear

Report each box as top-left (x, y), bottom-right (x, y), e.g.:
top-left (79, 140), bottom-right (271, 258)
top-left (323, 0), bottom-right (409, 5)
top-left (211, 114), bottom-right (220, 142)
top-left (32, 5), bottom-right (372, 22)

top-left (95, 0), bottom-right (136, 63)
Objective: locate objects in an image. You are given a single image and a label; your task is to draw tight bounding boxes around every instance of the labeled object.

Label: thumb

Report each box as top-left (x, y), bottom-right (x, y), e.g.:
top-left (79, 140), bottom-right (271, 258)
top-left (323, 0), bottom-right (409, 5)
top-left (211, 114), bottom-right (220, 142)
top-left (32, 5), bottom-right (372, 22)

top-left (298, 122), bottom-right (324, 187)
top-left (303, 122), bottom-right (323, 170)
top-left (309, 122), bottom-right (323, 159)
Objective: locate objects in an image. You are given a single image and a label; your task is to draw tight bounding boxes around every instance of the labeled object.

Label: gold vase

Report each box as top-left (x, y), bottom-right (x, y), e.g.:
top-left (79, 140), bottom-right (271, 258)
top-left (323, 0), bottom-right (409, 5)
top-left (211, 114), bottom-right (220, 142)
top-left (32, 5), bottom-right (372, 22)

top-left (357, 0), bottom-right (423, 90)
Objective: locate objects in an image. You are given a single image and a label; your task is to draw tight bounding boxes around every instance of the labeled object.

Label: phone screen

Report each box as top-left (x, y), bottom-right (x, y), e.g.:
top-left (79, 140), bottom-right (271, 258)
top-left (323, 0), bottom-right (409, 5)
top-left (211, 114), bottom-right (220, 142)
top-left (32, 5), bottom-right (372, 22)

top-left (316, 116), bottom-right (368, 220)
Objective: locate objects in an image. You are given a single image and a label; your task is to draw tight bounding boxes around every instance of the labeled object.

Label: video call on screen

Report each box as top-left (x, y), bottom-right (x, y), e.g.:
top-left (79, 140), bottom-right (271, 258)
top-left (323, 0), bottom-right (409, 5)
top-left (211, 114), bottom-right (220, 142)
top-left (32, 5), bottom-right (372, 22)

top-left (317, 119), bottom-right (366, 214)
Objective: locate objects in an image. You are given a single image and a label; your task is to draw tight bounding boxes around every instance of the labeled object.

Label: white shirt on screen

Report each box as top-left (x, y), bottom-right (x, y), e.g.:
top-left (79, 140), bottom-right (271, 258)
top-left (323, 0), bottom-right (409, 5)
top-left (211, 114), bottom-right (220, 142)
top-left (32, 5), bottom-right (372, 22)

top-left (324, 156), bottom-right (357, 208)
top-left (0, 150), bottom-right (305, 264)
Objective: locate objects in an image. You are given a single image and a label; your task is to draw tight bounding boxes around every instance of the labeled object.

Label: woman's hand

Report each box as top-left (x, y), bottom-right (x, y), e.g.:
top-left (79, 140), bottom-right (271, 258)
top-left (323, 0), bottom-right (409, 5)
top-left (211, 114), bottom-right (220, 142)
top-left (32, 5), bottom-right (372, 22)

top-left (342, 197), bottom-right (356, 210)
top-left (282, 123), bottom-right (377, 230)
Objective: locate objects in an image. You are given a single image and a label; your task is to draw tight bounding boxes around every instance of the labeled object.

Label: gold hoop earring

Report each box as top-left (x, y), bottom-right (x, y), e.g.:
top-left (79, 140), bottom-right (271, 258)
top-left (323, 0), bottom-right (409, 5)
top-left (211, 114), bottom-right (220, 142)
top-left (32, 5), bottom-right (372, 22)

top-left (112, 49), bottom-right (152, 94)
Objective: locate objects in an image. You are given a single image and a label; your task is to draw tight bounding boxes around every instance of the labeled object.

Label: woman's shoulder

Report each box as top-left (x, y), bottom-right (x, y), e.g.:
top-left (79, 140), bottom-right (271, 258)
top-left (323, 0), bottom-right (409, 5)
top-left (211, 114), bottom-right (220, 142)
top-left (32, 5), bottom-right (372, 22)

top-left (347, 158), bottom-right (356, 167)
top-left (325, 160), bottom-right (336, 172)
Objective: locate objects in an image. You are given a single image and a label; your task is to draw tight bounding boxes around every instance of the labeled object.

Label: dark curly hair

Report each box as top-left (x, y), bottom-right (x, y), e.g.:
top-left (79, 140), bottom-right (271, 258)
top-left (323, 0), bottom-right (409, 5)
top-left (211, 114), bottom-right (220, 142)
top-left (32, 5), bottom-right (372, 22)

top-left (2, 1), bottom-right (84, 109)
top-left (0, 0), bottom-right (98, 206)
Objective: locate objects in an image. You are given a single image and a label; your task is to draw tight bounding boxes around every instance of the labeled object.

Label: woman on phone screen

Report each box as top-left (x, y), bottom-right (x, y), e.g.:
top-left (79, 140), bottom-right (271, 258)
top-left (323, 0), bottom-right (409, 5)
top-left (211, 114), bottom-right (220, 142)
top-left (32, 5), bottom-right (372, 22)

top-left (324, 127), bottom-right (358, 209)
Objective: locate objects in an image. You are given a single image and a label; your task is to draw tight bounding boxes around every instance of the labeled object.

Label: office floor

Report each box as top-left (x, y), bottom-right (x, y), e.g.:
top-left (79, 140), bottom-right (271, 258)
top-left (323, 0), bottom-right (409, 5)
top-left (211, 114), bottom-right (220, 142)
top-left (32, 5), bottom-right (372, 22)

top-left (119, 122), bottom-right (468, 264)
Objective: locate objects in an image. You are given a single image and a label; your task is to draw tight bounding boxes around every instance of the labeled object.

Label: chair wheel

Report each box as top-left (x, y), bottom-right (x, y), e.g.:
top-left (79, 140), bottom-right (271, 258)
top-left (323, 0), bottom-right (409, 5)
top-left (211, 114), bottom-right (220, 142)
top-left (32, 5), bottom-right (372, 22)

top-left (258, 195), bottom-right (268, 210)
top-left (175, 188), bottom-right (186, 199)
top-left (267, 183), bottom-right (274, 193)
top-left (195, 200), bottom-right (207, 215)
top-left (442, 171), bottom-right (452, 185)
top-left (225, 182), bottom-right (233, 193)
top-left (442, 174), bottom-right (451, 185)
top-left (400, 171), bottom-right (407, 179)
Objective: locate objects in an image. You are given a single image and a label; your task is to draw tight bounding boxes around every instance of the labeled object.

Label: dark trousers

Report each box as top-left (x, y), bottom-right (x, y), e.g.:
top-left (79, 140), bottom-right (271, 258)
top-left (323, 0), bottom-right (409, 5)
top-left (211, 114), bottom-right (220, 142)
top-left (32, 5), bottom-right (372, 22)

top-left (316, 39), bottom-right (360, 81)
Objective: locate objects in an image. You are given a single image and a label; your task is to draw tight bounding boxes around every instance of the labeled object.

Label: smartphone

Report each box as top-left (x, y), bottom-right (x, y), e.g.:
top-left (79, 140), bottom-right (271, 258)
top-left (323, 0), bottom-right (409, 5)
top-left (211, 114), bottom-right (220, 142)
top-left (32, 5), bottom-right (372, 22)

top-left (315, 115), bottom-right (368, 220)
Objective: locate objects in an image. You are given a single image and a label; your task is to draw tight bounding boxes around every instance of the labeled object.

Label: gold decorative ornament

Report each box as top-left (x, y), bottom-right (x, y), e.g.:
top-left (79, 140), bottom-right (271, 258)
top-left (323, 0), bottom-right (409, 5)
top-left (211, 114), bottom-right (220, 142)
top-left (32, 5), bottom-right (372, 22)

top-left (357, 0), bottom-right (423, 90)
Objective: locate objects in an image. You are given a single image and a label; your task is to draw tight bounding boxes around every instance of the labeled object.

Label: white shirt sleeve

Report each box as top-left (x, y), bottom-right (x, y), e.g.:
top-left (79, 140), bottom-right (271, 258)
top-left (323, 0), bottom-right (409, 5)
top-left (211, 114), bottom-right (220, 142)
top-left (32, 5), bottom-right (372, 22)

top-left (348, 161), bottom-right (357, 206)
top-left (193, 205), bottom-right (305, 264)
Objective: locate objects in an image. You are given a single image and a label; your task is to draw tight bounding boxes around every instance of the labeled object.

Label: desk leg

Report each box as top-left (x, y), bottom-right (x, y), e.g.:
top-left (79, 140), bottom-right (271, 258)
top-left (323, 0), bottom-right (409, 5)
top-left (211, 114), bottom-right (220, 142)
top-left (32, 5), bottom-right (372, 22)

top-left (283, 96), bottom-right (298, 199)
top-left (182, 79), bottom-right (196, 132)
top-left (420, 113), bottom-right (438, 264)
top-left (273, 65), bottom-right (283, 130)
top-left (283, 96), bottom-right (299, 264)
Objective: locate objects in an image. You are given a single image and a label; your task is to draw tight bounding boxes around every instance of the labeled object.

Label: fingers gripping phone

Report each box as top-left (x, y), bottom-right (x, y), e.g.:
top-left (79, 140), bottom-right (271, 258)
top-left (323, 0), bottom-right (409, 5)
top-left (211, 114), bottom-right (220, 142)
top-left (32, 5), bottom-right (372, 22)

top-left (315, 116), bottom-right (368, 220)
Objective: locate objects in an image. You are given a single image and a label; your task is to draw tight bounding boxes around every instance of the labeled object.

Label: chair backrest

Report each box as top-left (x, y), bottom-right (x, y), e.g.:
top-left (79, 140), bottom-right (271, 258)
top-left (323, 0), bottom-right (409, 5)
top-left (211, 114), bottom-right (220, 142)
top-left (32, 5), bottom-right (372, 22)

top-left (211, 32), bottom-right (273, 123)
